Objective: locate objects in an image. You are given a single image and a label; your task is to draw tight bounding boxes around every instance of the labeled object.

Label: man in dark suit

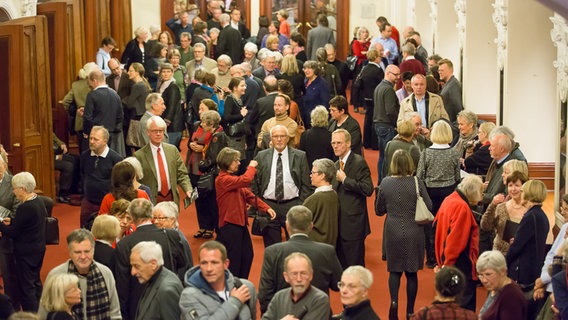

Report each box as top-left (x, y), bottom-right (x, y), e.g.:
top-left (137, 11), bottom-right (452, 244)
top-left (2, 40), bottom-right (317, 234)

top-left (106, 58), bottom-right (132, 100)
top-left (248, 76), bottom-right (279, 136)
top-left (252, 125), bottom-right (312, 247)
top-left (258, 205), bottom-right (342, 313)
top-left (438, 58), bottom-right (463, 123)
top-left (306, 14), bottom-right (335, 60)
top-left (252, 51), bottom-right (280, 80)
top-left (351, 48), bottom-right (386, 151)
top-left (130, 241), bottom-right (183, 320)
top-left (325, 44), bottom-right (350, 97)
top-left (84, 68), bottom-right (125, 156)
top-left (114, 198), bottom-right (188, 320)
top-left (135, 116), bottom-right (193, 206)
top-left (229, 8), bottom-right (250, 40)
top-left (216, 13), bottom-right (243, 64)
top-left (331, 129), bottom-right (374, 268)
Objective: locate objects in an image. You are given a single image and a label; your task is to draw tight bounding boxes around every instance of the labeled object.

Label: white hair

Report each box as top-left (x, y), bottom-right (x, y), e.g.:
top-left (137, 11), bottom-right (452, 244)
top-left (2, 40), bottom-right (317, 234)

top-left (132, 241), bottom-right (164, 266)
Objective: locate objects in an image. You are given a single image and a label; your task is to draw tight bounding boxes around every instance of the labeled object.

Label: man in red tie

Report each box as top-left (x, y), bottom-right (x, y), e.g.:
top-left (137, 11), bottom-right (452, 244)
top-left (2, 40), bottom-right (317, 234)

top-left (135, 116), bottom-right (193, 206)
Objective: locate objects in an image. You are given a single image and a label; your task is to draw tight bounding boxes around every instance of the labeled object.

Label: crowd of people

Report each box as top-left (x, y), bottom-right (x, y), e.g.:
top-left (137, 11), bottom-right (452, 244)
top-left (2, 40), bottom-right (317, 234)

top-left (0, 3), bottom-right (564, 320)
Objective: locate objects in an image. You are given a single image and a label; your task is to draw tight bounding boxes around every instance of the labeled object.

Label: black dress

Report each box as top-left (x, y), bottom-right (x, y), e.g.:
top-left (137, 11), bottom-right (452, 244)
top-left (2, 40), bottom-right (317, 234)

top-left (46, 311), bottom-right (78, 320)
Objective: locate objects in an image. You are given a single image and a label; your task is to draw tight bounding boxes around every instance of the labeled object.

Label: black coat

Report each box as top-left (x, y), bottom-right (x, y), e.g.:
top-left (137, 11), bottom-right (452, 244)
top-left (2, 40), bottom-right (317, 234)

top-left (216, 25), bottom-right (243, 64)
top-left (121, 38), bottom-right (149, 70)
top-left (162, 81), bottom-right (184, 132)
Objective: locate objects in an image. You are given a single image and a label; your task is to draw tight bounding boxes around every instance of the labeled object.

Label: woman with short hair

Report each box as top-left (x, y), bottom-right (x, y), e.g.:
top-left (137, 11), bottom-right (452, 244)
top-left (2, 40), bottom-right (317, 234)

top-left (477, 250), bottom-right (527, 319)
top-left (215, 148), bottom-right (275, 278)
top-left (411, 267), bottom-right (476, 319)
top-left (0, 172), bottom-right (46, 311)
top-left (434, 174), bottom-right (484, 311)
top-left (289, 32), bottom-right (307, 62)
top-left (91, 215), bottom-right (120, 269)
top-left (461, 121), bottom-right (495, 175)
top-left (109, 199), bottom-right (134, 240)
top-left (39, 273), bottom-right (81, 320)
top-left (376, 149), bottom-right (432, 319)
top-left (338, 266), bottom-right (379, 319)
top-left (302, 60), bottom-right (330, 128)
top-left (453, 110), bottom-right (478, 157)
top-left (298, 106), bottom-right (334, 165)
top-left (121, 26), bottom-right (150, 70)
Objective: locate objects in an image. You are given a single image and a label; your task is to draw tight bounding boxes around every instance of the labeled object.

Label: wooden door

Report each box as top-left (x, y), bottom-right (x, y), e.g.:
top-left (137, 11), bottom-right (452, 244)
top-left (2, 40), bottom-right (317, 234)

top-left (37, 1), bottom-right (71, 144)
top-left (0, 16), bottom-right (55, 197)
top-left (260, 0), bottom-right (349, 59)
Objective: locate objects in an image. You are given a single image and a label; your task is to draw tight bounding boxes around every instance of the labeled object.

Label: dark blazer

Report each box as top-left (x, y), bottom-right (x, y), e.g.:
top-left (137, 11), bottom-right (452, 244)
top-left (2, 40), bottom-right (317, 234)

top-left (83, 87), bottom-right (124, 135)
top-left (242, 76), bottom-right (261, 109)
top-left (0, 173), bottom-right (18, 254)
top-left (114, 224), bottom-right (188, 320)
top-left (258, 234), bottom-right (343, 313)
top-left (161, 81), bottom-right (184, 132)
top-left (328, 59), bottom-right (350, 96)
top-left (106, 72), bottom-right (132, 100)
top-left (332, 152), bottom-right (374, 241)
top-left (303, 76), bottom-right (330, 125)
top-left (439, 75), bottom-right (463, 123)
top-left (328, 116), bottom-right (363, 155)
top-left (236, 22), bottom-right (251, 40)
top-left (249, 92), bottom-right (278, 134)
top-left (252, 147), bottom-right (312, 201)
top-left (298, 127), bottom-right (334, 165)
top-left (123, 81), bottom-right (149, 118)
top-left (94, 240), bottom-right (115, 270)
top-left (506, 205), bottom-right (549, 286)
top-left (121, 38), bottom-right (149, 70)
top-left (252, 66), bottom-right (280, 81)
top-left (306, 25), bottom-right (335, 60)
top-left (216, 25), bottom-right (243, 64)
top-left (135, 267), bottom-right (183, 320)
top-left (135, 142), bottom-right (192, 205)
top-left (351, 62), bottom-right (384, 106)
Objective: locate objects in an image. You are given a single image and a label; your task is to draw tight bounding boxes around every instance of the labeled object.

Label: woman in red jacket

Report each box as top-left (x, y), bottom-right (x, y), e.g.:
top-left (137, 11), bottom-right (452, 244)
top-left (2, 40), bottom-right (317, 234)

top-left (434, 174), bottom-right (483, 312)
top-left (215, 147), bottom-right (275, 278)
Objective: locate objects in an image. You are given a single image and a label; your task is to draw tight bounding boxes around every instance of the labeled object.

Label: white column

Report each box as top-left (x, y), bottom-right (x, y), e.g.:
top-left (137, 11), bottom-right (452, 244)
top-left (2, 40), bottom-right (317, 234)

top-left (503, 0), bottom-right (556, 162)
top-left (415, 0), bottom-right (434, 55)
top-left (463, 0), bottom-right (498, 114)
top-left (436, 0), bottom-right (460, 79)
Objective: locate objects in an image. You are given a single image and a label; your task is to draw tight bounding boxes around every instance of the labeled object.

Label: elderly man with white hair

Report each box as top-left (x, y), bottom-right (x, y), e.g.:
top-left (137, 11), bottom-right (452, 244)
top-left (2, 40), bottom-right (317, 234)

top-left (243, 42), bottom-right (260, 70)
top-left (130, 241), bottom-right (184, 320)
top-left (212, 54), bottom-right (233, 89)
top-left (252, 50), bottom-right (280, 80)
top-left (151, 201), bottom-right (193, 268)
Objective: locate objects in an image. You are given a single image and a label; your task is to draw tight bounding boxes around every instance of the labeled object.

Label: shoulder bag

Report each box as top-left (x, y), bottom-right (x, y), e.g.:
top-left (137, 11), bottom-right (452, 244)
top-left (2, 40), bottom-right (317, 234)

top-left (45, 216), bottom-right (60, 245)
top-left (414, 176), bottom-right (434, 225)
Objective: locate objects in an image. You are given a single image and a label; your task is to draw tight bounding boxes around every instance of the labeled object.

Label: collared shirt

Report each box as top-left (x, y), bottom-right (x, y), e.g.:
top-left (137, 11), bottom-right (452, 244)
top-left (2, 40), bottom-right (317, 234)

top-left (263, 147), bottom-right (299, 200)
top-left (497, 153), bottom-right (511, 165)
top-left (90, 145), bottom-right (110, 158)
top-left (415, 94), bottom-right (427, 127)
top-left (150, 143), bottom-right (171, 191)
top-left (339, 151), bottom-right (351, 170)
top-left (230, 21), bottom-right (239, 31)
top-left (373, 36), bottom-right (399, 65)
top-left (313, 185), bottom-right (333, 194)
top-left (94, 84), bottom-right (110, 91)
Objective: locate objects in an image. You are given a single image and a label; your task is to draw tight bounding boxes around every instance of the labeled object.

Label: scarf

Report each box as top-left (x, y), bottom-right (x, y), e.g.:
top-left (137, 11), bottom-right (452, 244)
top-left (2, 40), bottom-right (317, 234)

top-left (454, 127), bottom-right (478, 158)
top-left (159, 78), bottom-right (175, 95)
top-left (67, 261), bottom-right (111, 320)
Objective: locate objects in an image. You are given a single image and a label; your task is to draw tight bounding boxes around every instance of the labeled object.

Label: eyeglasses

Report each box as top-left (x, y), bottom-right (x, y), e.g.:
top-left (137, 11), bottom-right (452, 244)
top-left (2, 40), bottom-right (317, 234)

top-left (153, 216), bottom-right (172, 221)
top-left (287, 271), bottom-right (310, 279)
top-left (310, 171), bottom-right (321, 175)
top-left (477, 271), bottom-right (497, 279)
top-left (338, 281), bottom-right (360, 290)
top-left (272, 135), bottom-right (288, 140)
top-left (150, 129), bottom-right (165, 134)
top-left (389, 72), bottom-right (401, 77)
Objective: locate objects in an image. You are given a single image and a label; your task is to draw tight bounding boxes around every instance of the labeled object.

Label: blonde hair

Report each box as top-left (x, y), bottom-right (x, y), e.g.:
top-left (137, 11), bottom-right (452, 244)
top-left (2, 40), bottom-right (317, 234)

top-left (91, 215), bottom-right (121, 242)
top-left (430, 121), bottom-right (453, 144)
top-left (397, 119), bottom-right (415, 139)
top-left (40, 273), bottom-right (80, 312)
top-left (522, 180), bottom-right (547, 204)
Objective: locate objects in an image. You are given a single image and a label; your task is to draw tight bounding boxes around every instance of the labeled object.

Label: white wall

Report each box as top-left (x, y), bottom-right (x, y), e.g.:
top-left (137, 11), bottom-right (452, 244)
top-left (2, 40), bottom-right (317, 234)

top-left (349, 0), bottom-right (386, 40)
top-left (0, 0), bottom-right (24, 19)
top-left (131, 0), bottom-right (161, 35)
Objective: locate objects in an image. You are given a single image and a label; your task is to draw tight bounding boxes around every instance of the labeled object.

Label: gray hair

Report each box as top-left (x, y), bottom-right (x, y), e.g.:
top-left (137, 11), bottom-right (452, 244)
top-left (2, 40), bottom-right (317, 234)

top-left (209, 28), bottom-right (220, 35)
top-left (244, 42), bottom-right (258, 54)
top-left (78, 62), bottom-right (100, 79)
top-left (145, 93), bottom-right (162, 111)
top-left (286, 205), bottom-right (313, 233)
top-left (312, 158), bottom-right (336, 183)
top-left (476, 250), bottom-right (507, 273)
top-left (270, 125), bottom-right (290, 137)
top-left (12, 172), bottom-right (36, 193)
top-left (194, 42), bottom-right (207, 51)
top-left (132, 241), bottom-right (164, 267)
top-left (134, 26), bottom-right (149, 38)
top-left (66, 229), bottom-right (95, 250)
top-left (284, 252), bottom-right (313, 273)
top-left (217, 54), bottom-right (233, 66)
top-left (154, 201), bottom-right (180, 227)
top-left (490, 125), bottom-right (516, 140)
top-left (457, 110), bottom-right (478, 126)
top-left (147, 116), bottom-right (167, 130)
top-left (220, 13), bottom-right (230, 24)
top-left (457, 174), bottom-right (484, 205)
top-left (342, 266), bottom-right (374, 289)
top-left (310, 105), bottom-right (329, 128)
top-left (401, 42), bottom-right (416, 55)
top-left (128, 198), bottom-right (153, 224)
top-left (122, 157), bottom-right (144, 180)
top-left (91, 126), bottom-right (110, 142)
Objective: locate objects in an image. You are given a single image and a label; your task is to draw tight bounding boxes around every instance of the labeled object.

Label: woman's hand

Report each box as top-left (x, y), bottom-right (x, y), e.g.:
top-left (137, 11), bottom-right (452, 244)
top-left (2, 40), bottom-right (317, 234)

top-left (189, 142), bottom-right (204, 152)
top-left (240, 107), bottom-right (248, 117)
top-left (248, 160), bottom-right (258, 168)
top-left (492, 194), bottom-right (505, 205)
top-left (267, 208), bottom-right (277, 220)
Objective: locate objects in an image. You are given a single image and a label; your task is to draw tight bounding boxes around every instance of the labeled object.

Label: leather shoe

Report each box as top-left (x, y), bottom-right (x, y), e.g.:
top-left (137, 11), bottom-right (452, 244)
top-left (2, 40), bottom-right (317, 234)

top-left (68, 198), bottom-right (82, 206)
top-left (58, 196), bottom-right (70, 204)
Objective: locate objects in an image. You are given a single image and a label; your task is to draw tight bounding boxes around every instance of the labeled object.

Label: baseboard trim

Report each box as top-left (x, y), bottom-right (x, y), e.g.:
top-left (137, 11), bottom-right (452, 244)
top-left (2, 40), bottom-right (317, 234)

top-left (528, 162), bottom-right (555, 191)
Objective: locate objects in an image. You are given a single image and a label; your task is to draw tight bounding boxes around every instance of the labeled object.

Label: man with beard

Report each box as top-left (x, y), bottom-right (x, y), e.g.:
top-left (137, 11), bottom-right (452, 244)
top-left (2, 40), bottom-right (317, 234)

top-left (261, 253), bottom-right (330, 320)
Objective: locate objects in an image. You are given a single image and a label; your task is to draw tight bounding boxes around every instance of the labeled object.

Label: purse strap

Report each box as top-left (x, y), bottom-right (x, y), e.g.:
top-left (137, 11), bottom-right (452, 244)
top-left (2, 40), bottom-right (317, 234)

top-left (414, 176), bottom-right (420, 197)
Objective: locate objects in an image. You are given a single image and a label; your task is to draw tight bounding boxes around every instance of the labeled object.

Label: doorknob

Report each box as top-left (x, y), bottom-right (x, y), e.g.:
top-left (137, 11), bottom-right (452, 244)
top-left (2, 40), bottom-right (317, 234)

top-left (13, 143), bottom-right (20, 147)
top-left (295, 22), bottom-right (303, 31)
top-left (306, 22), bottom-right (313, 29)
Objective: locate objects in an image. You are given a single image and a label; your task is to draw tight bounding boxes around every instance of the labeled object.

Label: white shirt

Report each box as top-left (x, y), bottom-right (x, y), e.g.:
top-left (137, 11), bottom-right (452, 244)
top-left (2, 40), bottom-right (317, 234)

top-left (150, 143), bottom-right (171, 191)
top-left (90, 145), bottom-right (110, 158)
top-left (263, 147), bottom-right (299, 200)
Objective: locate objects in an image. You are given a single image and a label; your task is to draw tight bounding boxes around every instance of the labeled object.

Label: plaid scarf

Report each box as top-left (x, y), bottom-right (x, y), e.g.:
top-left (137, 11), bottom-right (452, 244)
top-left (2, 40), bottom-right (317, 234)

top-left (67, 261), bottom-right (111, 320)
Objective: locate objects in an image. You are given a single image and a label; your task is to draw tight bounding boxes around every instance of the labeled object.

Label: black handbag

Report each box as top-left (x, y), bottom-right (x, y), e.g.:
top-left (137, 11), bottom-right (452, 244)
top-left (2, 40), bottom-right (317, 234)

top-left (227, 120), bottom-right (248, 137)
top-left (251, 211), bottom-right (270, 236)
top-left (197, 170), bottom-right (215, 194)
top-left (45, 216), bottom-right (60, 245)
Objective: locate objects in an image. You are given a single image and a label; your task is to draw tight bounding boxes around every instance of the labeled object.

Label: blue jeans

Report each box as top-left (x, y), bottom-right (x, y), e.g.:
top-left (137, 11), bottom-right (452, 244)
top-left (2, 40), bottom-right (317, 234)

top-left (374, 124), bottom-right (397, 184)
top-left (168, 131), bottom-right (182, 149)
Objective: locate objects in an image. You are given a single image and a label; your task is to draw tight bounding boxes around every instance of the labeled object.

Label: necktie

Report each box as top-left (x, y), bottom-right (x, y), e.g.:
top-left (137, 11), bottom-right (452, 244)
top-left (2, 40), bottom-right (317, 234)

top-left (340, 160), bottom-right (345, 171)
top-left (157, 147), bottom-right (169, 195)
top-left (275, 153), bottom-right (284, 200)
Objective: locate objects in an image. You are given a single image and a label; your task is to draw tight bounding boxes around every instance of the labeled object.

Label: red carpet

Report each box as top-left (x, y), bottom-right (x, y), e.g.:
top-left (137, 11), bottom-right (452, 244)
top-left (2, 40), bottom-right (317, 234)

top-left (36, 107), bottom-right (489, 319)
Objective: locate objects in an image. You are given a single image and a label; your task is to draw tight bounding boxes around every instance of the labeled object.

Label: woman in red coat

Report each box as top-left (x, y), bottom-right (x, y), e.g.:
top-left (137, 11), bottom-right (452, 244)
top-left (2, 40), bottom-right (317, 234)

top-left (434, 174), bottom-right (483, 312)
top-left (215, 147), bottom-right (275, 279)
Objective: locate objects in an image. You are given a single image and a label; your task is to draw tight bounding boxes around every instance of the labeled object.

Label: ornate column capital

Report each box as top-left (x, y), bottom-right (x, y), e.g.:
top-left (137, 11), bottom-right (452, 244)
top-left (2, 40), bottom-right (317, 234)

top-left (550, 13), bottom-right (568, 103)
top-left (21, 0), bottom-right (37, 17)
top-left (454, 0), bottom-right (467, 49)
top-left (492, 0), bottom-right (508, 71)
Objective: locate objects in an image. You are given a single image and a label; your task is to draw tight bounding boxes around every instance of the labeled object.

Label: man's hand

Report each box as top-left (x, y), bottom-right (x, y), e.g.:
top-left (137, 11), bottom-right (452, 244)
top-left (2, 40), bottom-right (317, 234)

top-left (77, 107), bottom-right (84, 117)
top-left (230, 284), bottom-right (250, 304)
top-left (336, 169), bottom-right (346, 183)
top-left (61, 144), bottom-right (68, 154)
top-left (280, 316), bottom-right (299, 320)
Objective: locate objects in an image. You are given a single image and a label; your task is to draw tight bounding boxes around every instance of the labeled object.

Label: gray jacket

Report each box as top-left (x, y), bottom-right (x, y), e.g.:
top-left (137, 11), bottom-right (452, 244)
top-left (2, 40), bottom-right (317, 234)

top-left (179, 266), bottom-right (257, 320)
